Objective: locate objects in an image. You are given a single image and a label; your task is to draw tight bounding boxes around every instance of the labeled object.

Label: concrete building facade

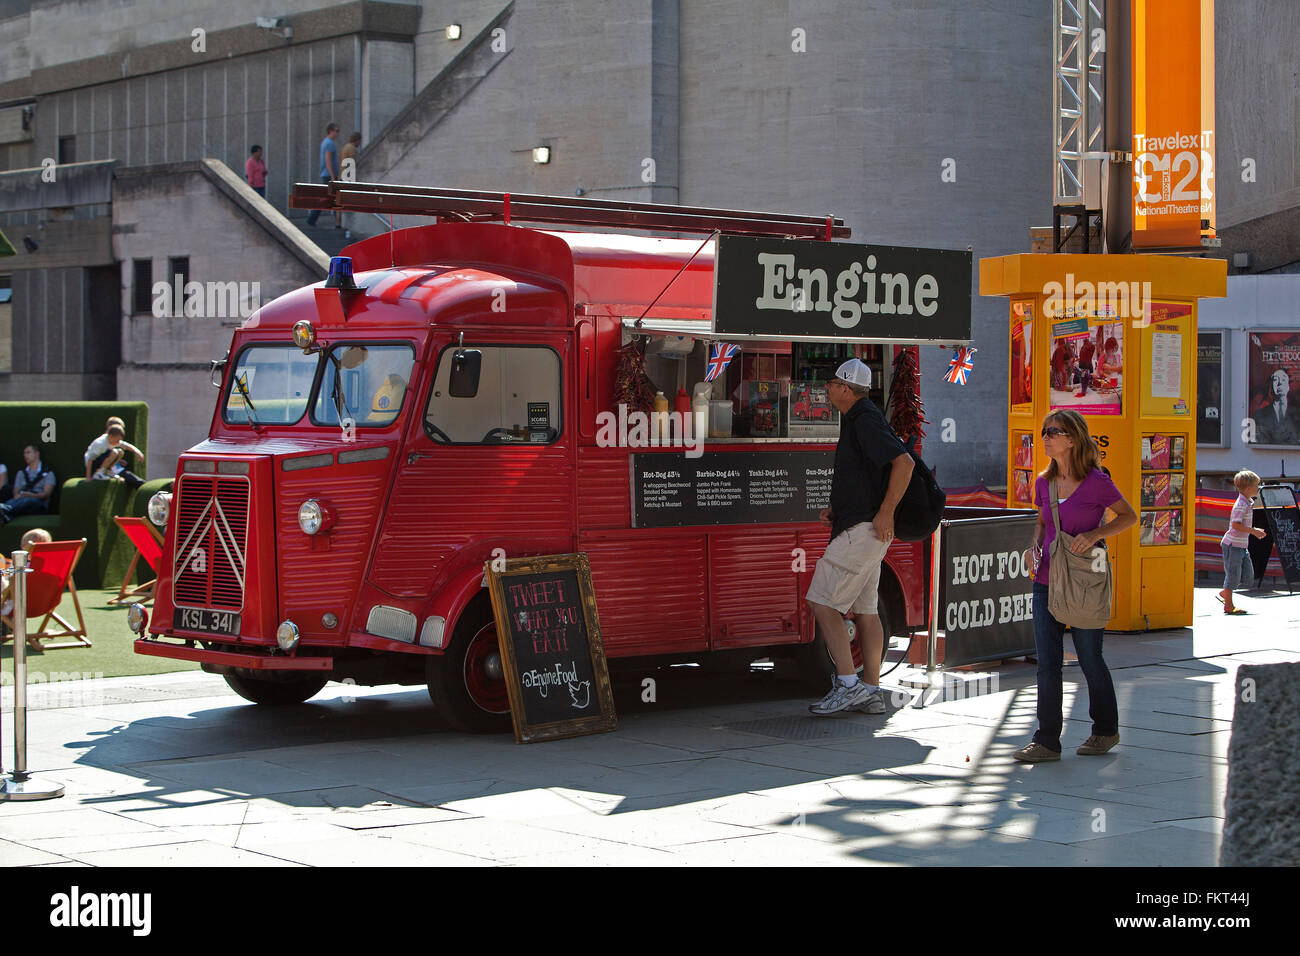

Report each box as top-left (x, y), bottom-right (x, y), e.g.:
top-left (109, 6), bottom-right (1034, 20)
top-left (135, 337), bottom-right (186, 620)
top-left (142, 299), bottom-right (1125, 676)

top-left (2, 0), bottom-right (1299, 481)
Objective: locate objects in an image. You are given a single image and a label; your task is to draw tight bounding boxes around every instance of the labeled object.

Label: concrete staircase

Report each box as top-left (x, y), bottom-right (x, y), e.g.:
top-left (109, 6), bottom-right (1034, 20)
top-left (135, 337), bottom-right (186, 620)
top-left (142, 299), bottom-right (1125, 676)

top-left (358, 2), bottom-right (515, 186)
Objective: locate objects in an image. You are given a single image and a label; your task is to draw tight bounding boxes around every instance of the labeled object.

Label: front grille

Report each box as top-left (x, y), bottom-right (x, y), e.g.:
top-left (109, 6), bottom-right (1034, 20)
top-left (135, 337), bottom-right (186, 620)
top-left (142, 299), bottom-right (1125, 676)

top-left (172, 473), bottom-right (249, 612)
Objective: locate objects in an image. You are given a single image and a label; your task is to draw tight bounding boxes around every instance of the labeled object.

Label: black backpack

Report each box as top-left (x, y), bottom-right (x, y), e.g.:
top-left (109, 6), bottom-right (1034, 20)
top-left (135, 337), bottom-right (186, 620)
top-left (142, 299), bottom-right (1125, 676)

top-left (888, 434), bottom-right (946, 542)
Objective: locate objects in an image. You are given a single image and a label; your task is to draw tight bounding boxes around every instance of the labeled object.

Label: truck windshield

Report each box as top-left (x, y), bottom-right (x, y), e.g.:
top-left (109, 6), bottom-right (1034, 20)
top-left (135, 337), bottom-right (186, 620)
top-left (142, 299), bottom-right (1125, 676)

top-left (223, 345), bottom-right (319, 425)
top-left (313, 343), bottom-right (416, 427)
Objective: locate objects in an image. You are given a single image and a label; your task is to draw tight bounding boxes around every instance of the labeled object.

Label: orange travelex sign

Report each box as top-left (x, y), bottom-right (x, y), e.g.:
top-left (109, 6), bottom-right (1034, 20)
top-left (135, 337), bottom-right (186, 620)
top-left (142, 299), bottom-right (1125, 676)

top-left (1131, 0), bottom-right (1216, 249)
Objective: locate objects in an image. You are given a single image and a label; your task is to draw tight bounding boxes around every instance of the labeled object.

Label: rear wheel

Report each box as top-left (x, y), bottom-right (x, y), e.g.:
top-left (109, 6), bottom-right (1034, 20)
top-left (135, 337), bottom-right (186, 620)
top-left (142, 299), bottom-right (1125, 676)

top-left (223, 672), bottom-right (328, 705)
top-left (426, 602), bottom-right (512, 733)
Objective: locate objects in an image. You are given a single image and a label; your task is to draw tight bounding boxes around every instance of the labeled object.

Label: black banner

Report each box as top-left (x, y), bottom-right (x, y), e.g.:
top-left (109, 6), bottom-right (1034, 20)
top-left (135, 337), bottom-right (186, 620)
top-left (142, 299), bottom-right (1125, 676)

top-left (713, 236), bottom-right (972, 343)
top-left (632, 450), bottom-right (835, 528)
top-left (1258, 485), bottom-right (1300, 588)
top-left (938, 515), bottom-right (1038, 667)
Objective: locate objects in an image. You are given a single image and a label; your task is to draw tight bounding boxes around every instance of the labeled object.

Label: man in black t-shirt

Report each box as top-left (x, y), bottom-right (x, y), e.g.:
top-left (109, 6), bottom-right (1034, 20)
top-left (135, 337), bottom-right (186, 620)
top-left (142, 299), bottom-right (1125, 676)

top-left (805, 359), bottom-right (913, 716)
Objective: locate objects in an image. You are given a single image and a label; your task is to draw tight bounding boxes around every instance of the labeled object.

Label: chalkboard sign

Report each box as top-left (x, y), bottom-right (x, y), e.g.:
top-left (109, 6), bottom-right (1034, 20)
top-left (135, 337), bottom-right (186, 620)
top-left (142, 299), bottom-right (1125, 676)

top-left (485, 553), bottom-right (617, 743)
top-left (1258, 485), bottom-right (1300, 590)
top-left (938, 514), bottom-right (1039, 667)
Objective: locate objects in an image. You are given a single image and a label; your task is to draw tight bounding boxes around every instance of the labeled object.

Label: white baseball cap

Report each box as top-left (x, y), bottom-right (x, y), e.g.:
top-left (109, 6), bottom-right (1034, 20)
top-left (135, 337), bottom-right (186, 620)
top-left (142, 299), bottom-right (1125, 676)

top-left (833, 358), bottom-right (872, 389)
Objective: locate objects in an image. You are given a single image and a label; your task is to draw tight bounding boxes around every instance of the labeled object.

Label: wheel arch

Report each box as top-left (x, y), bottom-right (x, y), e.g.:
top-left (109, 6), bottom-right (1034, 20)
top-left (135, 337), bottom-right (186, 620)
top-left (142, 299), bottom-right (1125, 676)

top-left (419, 564), bottom-right (493, 654)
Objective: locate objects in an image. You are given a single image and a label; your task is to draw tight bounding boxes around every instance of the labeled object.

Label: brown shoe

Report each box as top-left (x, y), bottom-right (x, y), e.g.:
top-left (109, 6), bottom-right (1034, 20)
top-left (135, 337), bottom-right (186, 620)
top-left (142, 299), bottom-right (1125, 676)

top-left (1013, 742), bottom-right (1061, 763)
top-left (1076, 734), bottom-right (1120, 756)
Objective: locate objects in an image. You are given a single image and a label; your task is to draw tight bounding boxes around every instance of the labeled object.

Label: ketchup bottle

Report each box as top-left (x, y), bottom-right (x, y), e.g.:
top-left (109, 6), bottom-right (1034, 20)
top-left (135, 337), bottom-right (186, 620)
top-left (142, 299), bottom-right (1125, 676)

top-left (675, 388), bottom-right (692, 439)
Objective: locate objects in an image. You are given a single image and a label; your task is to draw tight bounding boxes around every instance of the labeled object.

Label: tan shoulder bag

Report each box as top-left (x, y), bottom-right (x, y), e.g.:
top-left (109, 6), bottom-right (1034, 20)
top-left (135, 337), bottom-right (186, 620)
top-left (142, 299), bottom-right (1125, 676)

top-left (1046, 478), bottom-right (1113, 629)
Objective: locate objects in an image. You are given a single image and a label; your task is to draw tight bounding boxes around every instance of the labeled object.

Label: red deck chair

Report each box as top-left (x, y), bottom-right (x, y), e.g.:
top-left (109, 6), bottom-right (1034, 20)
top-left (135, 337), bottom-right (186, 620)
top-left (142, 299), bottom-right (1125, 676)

top-left (2, 538), bottom-right (89, 650)
top-left (110, 516), bottom-right (165, 607)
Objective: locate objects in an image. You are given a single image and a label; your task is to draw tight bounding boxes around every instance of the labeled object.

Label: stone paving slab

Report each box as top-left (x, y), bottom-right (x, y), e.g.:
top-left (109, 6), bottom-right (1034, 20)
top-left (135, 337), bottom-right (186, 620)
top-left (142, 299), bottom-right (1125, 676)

top-left (0, 586), bottom-right (1294, 865)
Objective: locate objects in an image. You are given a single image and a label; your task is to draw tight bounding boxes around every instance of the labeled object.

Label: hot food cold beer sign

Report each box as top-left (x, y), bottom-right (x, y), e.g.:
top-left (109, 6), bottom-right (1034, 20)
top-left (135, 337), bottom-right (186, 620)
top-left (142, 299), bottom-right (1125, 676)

top-left (713, 236), bottom-right (972, 343)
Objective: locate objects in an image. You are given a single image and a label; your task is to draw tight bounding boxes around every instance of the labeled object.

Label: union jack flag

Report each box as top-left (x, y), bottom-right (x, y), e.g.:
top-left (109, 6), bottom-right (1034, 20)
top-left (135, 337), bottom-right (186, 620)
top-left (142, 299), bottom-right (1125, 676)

top-left (705, 342), bottom-right (740, 382)
top-left (944, 346), bottom-right (976, 385)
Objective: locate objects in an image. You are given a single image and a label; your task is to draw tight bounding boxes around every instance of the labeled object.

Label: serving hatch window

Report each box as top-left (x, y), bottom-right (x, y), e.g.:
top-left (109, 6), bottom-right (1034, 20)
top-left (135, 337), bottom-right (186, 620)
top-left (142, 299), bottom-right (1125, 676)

top-left (313, 343), bottom-right (416, 428)
top-left (223, 345), bottom-right (319, 425)
top-left (425, 345), bottom-right (561, 444)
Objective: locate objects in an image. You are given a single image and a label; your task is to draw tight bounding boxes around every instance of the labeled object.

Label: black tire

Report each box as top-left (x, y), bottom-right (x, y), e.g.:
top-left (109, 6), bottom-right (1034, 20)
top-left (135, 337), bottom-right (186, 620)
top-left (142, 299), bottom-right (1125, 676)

top-left (425, 601), bottom-right (513, 734)
top-left (792, 594), bottom-right (895, 690)
top-left (223, 672), bottom-right (328, 705)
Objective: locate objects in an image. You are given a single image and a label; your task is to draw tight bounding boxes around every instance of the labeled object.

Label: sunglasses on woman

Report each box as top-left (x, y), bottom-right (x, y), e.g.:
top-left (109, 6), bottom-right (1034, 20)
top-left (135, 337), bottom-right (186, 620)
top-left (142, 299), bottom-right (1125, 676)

top-left (1041, 426), bottom-right (1067, 438)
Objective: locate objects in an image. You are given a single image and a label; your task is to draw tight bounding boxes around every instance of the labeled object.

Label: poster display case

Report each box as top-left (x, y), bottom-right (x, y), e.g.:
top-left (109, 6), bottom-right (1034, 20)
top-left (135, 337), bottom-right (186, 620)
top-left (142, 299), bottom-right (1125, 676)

top-left (983, 252), bottom-right (1227, 630)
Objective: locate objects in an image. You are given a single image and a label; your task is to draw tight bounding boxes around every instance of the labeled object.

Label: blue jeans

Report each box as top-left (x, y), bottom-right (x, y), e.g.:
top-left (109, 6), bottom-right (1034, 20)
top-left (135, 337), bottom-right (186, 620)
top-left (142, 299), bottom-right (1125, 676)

top-left (305, 175), bottom-right (331, 224)
top-left (0, 496), bottom-right (49, 521)
top-left (1221, 544), bottom-right (1253, 591)
top-left (1031, 582), bottom-right (1119, 752)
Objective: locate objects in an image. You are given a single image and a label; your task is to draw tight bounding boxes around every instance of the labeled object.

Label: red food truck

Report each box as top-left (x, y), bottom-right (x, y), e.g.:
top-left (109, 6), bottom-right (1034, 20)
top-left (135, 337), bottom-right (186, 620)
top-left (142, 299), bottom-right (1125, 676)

top-left (130, 184), bottom-right (972, 732)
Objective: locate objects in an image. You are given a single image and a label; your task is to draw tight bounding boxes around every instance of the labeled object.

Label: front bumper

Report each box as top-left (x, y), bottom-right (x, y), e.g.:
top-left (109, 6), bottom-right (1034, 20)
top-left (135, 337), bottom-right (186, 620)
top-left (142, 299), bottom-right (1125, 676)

top-left (134, 638), bottom-right (333, 671)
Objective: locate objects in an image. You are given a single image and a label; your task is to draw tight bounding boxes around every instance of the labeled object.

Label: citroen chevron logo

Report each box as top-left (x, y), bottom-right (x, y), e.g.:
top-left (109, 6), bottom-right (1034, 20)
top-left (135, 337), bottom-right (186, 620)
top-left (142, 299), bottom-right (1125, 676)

top-left (175, 485), bottom-right (247, 592)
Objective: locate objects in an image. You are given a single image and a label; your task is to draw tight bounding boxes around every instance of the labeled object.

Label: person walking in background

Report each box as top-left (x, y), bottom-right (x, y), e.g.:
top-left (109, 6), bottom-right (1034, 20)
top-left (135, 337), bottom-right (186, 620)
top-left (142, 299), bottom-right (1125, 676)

top-left (1015, 409), bottom-right (1137, 763)
top-left (340, 131), bottom-right (362, 176)
top-left (0, 444), bottom-right (55, 525)
top-left (305, 123), bottom-right (340, 228)
top-left (339, 131), bottom-right (363, 237)
top-left (805, 359), bottom-right (914, 717)
top-left (1219, 469), bottom-right (1268, 614)
top-left (245, 145), bottom-right (268, 198)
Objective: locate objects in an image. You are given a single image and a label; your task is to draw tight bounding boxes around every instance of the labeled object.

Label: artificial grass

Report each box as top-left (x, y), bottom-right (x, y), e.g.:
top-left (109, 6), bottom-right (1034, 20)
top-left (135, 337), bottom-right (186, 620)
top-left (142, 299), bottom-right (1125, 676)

top-left (2, 588), bottom-right (200, 678)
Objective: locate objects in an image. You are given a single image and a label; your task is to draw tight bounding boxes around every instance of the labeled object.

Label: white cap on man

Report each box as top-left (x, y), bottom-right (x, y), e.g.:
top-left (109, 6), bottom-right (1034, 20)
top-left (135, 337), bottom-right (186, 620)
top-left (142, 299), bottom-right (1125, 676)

top-left (833, 358), bottom-right (872, 389)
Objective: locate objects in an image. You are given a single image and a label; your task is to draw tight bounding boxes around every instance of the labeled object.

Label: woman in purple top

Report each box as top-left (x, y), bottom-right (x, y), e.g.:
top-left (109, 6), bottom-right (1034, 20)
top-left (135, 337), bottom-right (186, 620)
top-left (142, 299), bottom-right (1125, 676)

top-left (1014, 409), bottom-right (1138, 763)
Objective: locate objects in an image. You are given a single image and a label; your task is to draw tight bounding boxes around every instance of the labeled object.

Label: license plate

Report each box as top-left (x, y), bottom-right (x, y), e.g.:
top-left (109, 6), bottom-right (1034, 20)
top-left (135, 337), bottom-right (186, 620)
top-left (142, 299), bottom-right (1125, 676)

top-left (177, 608), bottom-right (241, 636)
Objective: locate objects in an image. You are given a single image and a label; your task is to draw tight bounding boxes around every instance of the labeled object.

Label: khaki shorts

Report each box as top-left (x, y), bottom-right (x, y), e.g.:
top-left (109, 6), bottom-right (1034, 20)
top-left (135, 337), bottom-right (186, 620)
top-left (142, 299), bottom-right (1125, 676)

top-left (805, 521), bottom-right (890, 615)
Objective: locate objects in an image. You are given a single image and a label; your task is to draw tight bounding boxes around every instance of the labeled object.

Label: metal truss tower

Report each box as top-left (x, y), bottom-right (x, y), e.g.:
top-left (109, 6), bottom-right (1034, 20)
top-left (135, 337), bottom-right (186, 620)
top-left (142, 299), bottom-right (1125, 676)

top-left (1053, 0), bottom-right (1106, 207)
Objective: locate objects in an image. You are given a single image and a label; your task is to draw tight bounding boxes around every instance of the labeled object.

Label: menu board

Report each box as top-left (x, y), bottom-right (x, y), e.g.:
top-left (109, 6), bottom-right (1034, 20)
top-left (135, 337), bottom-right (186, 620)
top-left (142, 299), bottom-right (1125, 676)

top-left (485, 553), bottom-right (617, 743)
top-left (1258, 486), bottom-right (1300, 588)
top-left (632, 450), bottom-right (834, 527)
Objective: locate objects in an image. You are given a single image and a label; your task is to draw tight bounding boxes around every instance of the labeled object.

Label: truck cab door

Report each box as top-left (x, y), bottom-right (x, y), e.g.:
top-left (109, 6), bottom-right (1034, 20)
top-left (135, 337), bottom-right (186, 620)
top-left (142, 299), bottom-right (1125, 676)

top-left (369, 335), bottom-right (576, 599)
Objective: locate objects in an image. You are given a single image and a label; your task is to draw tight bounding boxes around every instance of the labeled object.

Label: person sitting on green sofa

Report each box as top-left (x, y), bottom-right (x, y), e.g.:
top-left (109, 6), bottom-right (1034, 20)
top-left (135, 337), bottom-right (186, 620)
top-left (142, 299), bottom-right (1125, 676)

top-left (0, 445), bottom-right (55, 525)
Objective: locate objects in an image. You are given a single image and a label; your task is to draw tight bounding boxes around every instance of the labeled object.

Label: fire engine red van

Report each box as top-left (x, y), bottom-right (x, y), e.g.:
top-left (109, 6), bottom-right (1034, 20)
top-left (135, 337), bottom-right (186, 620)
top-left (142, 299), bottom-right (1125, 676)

top-left (131, 184), bottom-right (965, 732)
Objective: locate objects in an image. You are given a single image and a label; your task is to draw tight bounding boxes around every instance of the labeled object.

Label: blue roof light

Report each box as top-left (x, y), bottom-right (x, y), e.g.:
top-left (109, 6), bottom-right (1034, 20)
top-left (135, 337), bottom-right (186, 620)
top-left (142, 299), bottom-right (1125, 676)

top-left (325, 256), bottom-right (356, 290)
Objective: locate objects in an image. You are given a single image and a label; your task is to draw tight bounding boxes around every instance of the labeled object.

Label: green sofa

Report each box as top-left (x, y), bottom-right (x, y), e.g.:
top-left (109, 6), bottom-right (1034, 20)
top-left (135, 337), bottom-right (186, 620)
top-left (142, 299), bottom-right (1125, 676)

top-left (1, 402), bottom-right (173, 589)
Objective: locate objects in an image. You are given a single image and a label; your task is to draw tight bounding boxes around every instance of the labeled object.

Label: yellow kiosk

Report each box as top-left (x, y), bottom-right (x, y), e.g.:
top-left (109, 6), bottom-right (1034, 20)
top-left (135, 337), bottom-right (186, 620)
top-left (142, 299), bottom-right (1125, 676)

top-left (981, 254), bottom-right (1226, 631)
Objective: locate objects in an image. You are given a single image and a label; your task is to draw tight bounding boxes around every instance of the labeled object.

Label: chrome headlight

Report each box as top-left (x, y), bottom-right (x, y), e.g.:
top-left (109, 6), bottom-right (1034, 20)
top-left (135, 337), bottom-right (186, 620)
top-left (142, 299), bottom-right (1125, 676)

top-left (147, 491), bottom-right (172, 527)
top-left (276, 620), bottom-right (300, 652)
top-left (292, 319), bottom-right (316, 350)
top-left (127, 603), bottom-right (149, 634)
top-left (297, 499), bottom-right (334, 534)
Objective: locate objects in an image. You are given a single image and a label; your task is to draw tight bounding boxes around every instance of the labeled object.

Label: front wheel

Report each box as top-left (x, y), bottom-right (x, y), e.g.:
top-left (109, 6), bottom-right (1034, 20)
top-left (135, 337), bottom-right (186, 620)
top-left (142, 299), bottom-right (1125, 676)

top-left (223, 672), bottom-right (328, 705)
top-left (426, 602), bottom-right (512, 733)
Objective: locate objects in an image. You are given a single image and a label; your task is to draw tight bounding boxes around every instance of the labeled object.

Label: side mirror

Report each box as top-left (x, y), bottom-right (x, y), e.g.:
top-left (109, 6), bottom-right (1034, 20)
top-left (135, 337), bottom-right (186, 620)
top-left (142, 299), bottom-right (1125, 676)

top-left (448, 348), bottom-right (482, 398)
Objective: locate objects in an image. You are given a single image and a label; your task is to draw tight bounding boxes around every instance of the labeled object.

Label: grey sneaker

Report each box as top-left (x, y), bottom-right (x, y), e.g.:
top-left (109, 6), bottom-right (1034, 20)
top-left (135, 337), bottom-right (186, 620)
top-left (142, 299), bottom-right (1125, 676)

top-left (851, 689), bottom-right (887, 714)
top-left (810, 680), bottom-right (872, 716)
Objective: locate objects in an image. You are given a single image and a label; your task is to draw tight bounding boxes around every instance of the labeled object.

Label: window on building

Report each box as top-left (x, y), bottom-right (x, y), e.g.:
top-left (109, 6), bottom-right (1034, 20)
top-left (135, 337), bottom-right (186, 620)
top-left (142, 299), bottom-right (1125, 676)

top-left (58, 136), bottom-right (75, 164)
top-left (168, 256), bottom-right (190, 291)
top-left (133, 259), bottom-right (154, 315)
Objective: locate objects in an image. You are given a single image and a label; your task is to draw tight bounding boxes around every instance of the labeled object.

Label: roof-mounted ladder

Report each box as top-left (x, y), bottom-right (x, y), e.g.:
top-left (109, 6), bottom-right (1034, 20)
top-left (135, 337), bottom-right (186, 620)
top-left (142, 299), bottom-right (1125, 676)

top-left (290, 181), bottom-right (851, 240)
